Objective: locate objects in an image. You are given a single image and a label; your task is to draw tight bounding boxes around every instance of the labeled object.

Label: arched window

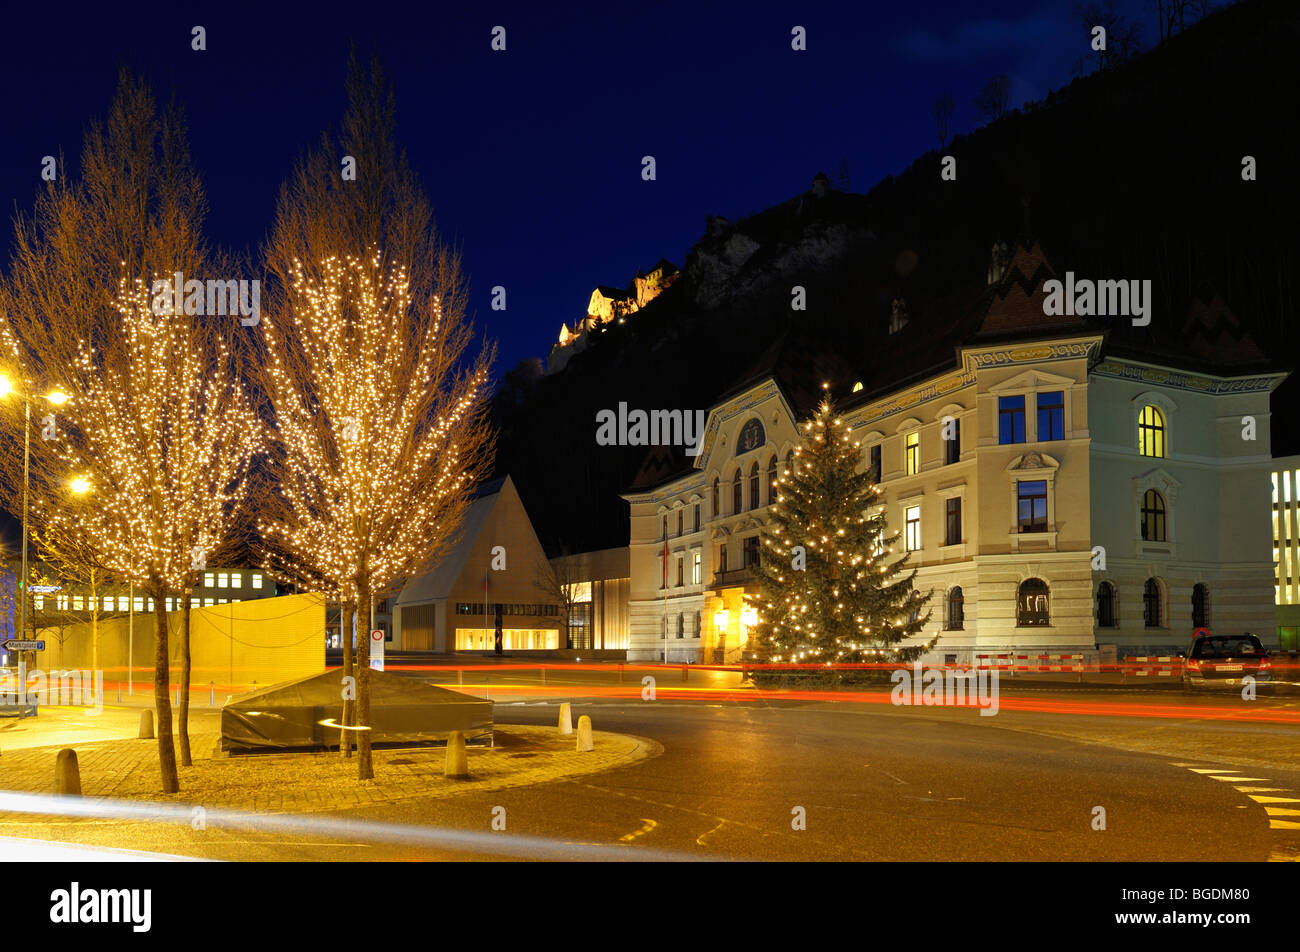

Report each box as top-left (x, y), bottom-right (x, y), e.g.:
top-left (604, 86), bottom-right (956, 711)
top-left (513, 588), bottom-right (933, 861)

top-left (1140, 489), bottom-right (1167, 541)
top-left (1017, 578), bottom-right (1049, 627)
top-left (1192, 583), bottom-right (1210, 629)
top-left (1097, 581), bottom-right (1117, 628)
top-left (786, 449), bottom-right (795, 476)
top-left (749, 461), bottom-right (760, 510)
top-left (732, 469), bottom-right (743, 514)
top-left (1143, 578), bottom-right (1162, 628)
top-left (945, 587), bottom-right (964, 630)
top-left (711, 477), bottom-right (720, 518)
top-left (1138, 405), bottom-right (1166, 458)
top-left (767, 454), bottom-right (779, 503)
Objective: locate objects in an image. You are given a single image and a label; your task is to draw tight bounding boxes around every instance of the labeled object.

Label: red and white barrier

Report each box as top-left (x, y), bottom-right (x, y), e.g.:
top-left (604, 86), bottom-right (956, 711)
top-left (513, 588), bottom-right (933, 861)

top-left (1127, 656), bottom-right (1183, 677)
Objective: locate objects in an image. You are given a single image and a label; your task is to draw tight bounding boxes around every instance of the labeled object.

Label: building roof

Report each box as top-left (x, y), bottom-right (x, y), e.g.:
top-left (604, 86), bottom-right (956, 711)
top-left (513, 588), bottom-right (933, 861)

top-left (395, 477), bottom-right (508, 606)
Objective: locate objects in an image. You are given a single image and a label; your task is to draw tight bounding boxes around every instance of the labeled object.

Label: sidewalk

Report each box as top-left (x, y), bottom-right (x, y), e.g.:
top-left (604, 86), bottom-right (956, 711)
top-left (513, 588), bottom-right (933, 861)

top-left (0, 724), bottom-right (660, 815)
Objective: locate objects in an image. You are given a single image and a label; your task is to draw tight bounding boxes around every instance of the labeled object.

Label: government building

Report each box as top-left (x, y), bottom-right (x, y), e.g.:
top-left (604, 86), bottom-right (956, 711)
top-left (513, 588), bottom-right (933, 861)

top-left (624, 239), bottom-right (1286, 665)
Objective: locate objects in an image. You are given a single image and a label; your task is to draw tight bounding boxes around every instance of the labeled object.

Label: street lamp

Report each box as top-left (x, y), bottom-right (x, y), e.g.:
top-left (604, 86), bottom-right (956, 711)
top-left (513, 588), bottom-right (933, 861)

top-left (0, 373), bottom-right (72, 649)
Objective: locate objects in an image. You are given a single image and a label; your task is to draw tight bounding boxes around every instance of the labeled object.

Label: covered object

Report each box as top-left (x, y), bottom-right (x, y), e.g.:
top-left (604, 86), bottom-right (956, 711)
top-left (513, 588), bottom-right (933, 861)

top-left (221, 669), bottom-right (492, 752)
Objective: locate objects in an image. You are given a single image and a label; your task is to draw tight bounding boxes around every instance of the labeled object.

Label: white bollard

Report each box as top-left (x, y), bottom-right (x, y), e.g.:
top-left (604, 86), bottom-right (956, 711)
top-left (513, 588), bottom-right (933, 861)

top-left (444, 730), bottom-right (469, 779)
top-left (558, 701), bottom-right (573, 735)
top-left (576, 714), bottom-right (594, 752)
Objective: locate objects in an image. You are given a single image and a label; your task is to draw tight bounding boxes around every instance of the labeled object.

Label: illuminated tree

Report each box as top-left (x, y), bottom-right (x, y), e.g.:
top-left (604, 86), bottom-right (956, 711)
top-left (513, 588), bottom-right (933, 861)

top-left (0, 72), bottom-right (260, 789)
top-left (748, 398), bottom-right (933, 684)
top-left (258, 57), bottom-right (495, 780)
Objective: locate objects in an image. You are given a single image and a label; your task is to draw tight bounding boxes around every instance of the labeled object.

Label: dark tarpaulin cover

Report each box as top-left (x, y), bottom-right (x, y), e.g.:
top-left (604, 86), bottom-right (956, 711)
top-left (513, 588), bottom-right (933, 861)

top-left (221, 668), bottom-right (493, 751)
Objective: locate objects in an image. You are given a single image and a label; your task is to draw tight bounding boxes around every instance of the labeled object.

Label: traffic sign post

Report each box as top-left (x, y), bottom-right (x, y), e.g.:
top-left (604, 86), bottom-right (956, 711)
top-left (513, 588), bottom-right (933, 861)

top-left (370, 629), bottom-right (384, 671)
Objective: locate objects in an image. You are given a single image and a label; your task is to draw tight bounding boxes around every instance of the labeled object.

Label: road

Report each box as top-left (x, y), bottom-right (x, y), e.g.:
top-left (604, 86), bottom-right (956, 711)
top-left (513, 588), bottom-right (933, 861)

top-left (5, 669), bottom-right (1299, 861)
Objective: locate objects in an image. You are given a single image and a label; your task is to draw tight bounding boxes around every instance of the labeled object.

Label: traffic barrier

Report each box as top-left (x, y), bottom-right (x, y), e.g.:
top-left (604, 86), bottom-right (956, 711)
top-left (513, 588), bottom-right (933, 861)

top-left (1126, 656), bottom-right (1183, 679)
top-left (55, 749), bottom-right (81, 796)
top-left (558, 701), bottom-right (573, 735)
top-left (576, 715), bottom-right (594, 752)
top-left (138, 709), bottom-right (154, 739)
top-left (976, 653), bottom-right (1015, 674)
top-left (1014, 654), bottom-right (1085, 680)
top-left (444, 730), bottom-right (468, 779)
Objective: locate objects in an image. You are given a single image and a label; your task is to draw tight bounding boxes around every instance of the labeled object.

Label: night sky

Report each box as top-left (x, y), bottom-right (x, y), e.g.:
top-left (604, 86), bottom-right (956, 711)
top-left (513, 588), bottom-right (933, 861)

top-left (0, 0), bottom-right (1151, 377)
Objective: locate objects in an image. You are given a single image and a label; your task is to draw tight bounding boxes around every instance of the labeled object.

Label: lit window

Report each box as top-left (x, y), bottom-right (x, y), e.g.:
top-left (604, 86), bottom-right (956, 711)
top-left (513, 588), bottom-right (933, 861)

top-left (693, 552), bottom-right (702, 585)
top-left (118, 596), bottom-right (128, 612)
top-left (230, 571), bottom-right (241, 587)
top-left (134, 597), bottom-right (144, 611)
top-left (999, 396), bottom-right (1026, 444)
top-left (1018, 578), bottom-right (1049, 626)
top-left (905, 505), bottom-right (921, 551)
top-left (103, 596), bottom-right (112, 611)
top-left (217, 572), bottom-right (228, 588)
top-left (676, 557), bottom-right (684, 587)
top-left (166, 598), bottom-right (173, 612)
top-left (34, 595), bottom-right (44, 610)
top-left (72, 595), bottom-right (84, 611)
top-left (204, 572), bottom-right (215, 588)
top-left (204, 598), bottom-right (214, 607)
top-left (1017, 480), bottom-right (1048, 533)
top-left (1138, 406), bottom-right (1166, 458)
top-left (147, 598), bottom-right (154, 611)
top-left (252, 574), bottom-right (263, 589)
top-left (904, 432), bottom-right (920, 476)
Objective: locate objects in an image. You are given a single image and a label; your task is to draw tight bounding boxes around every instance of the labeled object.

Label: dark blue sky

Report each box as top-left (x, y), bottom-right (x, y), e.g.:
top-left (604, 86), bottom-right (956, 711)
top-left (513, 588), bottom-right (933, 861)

top-left (1, 1), bottom-right (1156, 377)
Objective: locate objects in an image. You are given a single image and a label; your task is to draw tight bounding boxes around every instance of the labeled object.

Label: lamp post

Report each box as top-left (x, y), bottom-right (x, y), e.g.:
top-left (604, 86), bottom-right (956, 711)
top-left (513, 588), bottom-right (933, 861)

top-left (0, 375), bottom-right (72, 663)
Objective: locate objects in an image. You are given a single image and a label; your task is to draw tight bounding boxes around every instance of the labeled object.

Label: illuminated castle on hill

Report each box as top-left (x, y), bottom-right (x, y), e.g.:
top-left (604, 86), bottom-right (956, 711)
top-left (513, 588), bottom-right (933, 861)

top-left (546, 258), bottom-right (679, 374)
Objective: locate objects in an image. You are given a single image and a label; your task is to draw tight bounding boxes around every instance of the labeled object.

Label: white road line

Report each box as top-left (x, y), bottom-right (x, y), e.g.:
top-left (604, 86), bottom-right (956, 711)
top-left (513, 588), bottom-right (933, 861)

top-left (1189, 768), bottom-right (1238, 774)
top-left (1264, 807), bottom-right (1300, 817)
top-left (1209, 775), bottom-right (1270, 782)
top-left (1234, 786), bottom-right (1288, 793)
top-left (1269, 819), bottom-right (1300, 830)
top-left (1249, 795), bottom-right (1300, 803)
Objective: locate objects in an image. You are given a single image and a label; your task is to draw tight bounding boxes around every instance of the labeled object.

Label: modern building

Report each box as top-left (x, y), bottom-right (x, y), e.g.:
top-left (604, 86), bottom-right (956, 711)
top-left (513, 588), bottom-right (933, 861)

top-left (393, 475), bottom-right (563, 652)
top-left (1273, 454), bottom-right (1300, 650)
top-left (550, 546), bottom-right (630, 654)
top-left (624, 238), bottom-right (1287, 664)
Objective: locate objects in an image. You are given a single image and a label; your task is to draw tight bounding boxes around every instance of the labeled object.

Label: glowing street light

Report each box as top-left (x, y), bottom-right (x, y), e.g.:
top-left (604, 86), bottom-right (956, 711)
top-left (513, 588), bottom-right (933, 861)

top-left (70, 477), bottom-right (91, 495)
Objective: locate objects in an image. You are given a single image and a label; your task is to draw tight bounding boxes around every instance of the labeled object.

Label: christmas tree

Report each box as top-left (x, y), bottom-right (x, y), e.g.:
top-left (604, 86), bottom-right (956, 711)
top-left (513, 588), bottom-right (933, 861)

top-left (749, 396), bottom-right (934, 683)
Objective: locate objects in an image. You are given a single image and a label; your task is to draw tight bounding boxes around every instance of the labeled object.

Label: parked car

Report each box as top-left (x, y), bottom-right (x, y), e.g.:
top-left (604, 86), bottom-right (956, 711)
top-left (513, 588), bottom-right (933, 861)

top-left (1183, 633), bottom-right (1272, 690)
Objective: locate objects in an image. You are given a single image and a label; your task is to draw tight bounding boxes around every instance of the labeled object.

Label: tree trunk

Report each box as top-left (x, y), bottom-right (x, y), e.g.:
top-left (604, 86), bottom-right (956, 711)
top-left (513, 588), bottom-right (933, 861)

top-left (355, 582), bottom-right (373, 780)
top-left (179, 591), bottom-right (192, 766)
top-left (340, 600), bottom-right (355, 757)
top-left (89, 574), bottom-right (99, 678)
top-left (150, 588), bottom-right (180, 793)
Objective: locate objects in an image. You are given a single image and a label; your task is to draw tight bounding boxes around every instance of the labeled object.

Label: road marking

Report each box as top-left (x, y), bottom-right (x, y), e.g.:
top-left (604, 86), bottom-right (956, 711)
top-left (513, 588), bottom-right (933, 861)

top-left (1233, 786), bottom-right (1288, 793)
top-left (696, 819), bottom-right (726, 846)
top-left (1209, 775), bottom-right (1269, 782)
top-left (1269, 819), bottom-right (1300, 830)
top-left (620, 818), bottom-right (657, 843)
top-left (1264, 807), bottom-right (1300, 817)
top-left (1248, 795), bottom-right (1300, 804)
top-left (1188, 768), bottom-right (1237, 774)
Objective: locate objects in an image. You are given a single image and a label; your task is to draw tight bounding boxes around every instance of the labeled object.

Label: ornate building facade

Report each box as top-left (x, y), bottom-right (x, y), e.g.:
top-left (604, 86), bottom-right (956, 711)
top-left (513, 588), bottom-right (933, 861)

top-left (623, 240), bottom-right (1285, 664)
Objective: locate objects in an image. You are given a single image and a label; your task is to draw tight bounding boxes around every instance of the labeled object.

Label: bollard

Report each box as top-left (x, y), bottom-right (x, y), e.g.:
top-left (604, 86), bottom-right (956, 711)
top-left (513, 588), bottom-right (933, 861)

top-left (444, 730), bottom-right (469, 779)
top-left (576, 715), bottom-right (594, 752)
top-left (55, 749), bottom-right (81, 796)
top-left (485, 674), bottom-right (490, 700)
top-left (558, 701), bottom-right (573, 735)
top-left (458, 669), bottom-right (463, 687)
top-left (210, 681), bottom-right (215, 707)
top-left (116, 683), bottom-right (121, 704)
top-left (682, 664), bottom-right (688, 683)
top-left (138, 709), bottom-right (154, 739)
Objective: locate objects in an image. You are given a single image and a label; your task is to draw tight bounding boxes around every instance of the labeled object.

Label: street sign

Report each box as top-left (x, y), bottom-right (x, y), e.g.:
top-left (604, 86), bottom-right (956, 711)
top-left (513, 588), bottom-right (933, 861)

top-left (4, 640), bottom-right (45, 651)
top-left (370, 629), bottom-right (384, 671)
top-left (29, 585), bottom-right (61, 594)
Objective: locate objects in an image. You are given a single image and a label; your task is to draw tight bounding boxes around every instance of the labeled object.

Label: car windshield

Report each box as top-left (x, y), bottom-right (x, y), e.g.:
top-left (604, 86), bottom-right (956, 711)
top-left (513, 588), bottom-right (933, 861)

top-left (1193, 636), bottom-right (1263, 659)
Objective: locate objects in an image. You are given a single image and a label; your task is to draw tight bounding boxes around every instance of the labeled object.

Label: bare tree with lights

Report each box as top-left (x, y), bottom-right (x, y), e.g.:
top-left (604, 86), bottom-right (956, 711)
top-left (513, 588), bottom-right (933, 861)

top-left (258, 57), bottom-right (495, 780)
top-left (1, 72), bottom-right (261, 789)
top-left (748, 398), bottom-right (933, 686)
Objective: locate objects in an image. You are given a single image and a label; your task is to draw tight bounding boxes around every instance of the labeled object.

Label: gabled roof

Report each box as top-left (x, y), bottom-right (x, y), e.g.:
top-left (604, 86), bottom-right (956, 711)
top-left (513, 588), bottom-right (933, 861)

top-left (971, 240), bottom-right (1085, 340)
top-left (395, 476), bottom-right (508, 605)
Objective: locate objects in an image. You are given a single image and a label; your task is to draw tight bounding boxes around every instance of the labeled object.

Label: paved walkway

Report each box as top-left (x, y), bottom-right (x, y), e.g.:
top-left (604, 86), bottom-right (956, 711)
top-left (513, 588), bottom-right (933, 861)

top-left (0, 724), bottom-right (660, 815)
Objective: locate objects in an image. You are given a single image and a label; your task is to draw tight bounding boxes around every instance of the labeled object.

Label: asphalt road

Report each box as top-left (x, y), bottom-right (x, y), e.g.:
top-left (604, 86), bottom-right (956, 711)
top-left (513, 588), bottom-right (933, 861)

top-left (6, 679), bottom-right (1299, 861)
